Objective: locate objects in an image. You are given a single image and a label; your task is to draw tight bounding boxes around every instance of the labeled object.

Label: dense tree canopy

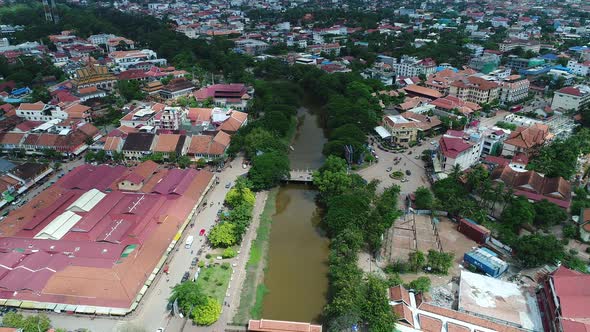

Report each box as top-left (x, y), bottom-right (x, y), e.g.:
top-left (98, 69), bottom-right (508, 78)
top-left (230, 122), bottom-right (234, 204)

top-left (169, 282), bottom-right (207, 317)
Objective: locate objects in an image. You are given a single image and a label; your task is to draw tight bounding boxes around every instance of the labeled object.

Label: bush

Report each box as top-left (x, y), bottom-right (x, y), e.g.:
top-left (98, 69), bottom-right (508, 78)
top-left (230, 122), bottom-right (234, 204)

top-left (221, 262), bottom-right (231, 270)
top-left (222, 247), bottom-right (237, 259)
top-left (563, 224), bottom-right (578, 239)
top-left (192, 297), bottom-right (221, 325)
top-left (407, 276), bottom-right (431, 293)
top-left (205, 254), bottom-right (211, 259)
top-left (198, 261), bottom-right (205, 268)
top-left (585, 247), bottom-right (590, 254)
top-left (385, 260), bottom-right (411, 274)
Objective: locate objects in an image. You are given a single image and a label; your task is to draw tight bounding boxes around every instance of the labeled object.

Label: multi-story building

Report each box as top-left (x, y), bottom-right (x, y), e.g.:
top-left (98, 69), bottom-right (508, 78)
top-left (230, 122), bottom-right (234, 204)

top-left (499, 39), bottom-right (541, 53)
top-left (381, 115), bottom-right (420, 146)
top-left (16, 102), bottom-right (68, 122)
top-left (394, 56), bottom-right (437, 77)
top-left (235, 39), bottom-right (269, 55)
top-left (159, 78), bottom-right (195, 100)
top-left (506, 56), bottom-right (531, 72)
top-left (437, 130), bottom-right (483, 172)
top-left (306, 43), bottom-right (341, 56)
top-left (119, 103), bottom-right (166, 128)
top-left (121, 132), bottom-right (155, 160)
top-left (109, 49), bottom-right (167, 72)
top-left (499, 75), bottom-right (530, 104)
top-left (567, 60), bottom-right (590, 76)
top-left (501, 124), bottom-right (549, 157)
top-left (551, 85), bottom-right (590, 112)
top-left (72, 66), bottom-right (117, 90)
top-left (193, 84), bottom-right (251, 111)
top-left (449, 76), bottom-right (500, 105)
top-left (537, 266), bottom-right (590, 332)
top-left (468, 53), bottom-right (500, 74)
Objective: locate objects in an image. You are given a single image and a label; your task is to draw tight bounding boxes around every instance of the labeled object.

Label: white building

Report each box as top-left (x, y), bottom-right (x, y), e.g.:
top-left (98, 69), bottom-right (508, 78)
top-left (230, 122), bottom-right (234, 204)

top-left (109, 49), bottom-right (167, 71)
top-left (16, 102), bottom-right (68, 122)
top-left (551, 85), bottom-right (590, 112)
top-left (567, 60), bottom-right (590, 76)
top-left (437, 131), bottom-right (482, 172)
top-left (87, 33), bottom-right (116, 46)
top-left (394, 55), bottom-right (437, 77)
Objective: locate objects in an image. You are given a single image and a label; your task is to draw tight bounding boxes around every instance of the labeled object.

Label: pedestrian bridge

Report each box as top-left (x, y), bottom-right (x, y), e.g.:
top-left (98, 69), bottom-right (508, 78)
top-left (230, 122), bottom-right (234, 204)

top-left (286, 169), bottom-right (315, 182)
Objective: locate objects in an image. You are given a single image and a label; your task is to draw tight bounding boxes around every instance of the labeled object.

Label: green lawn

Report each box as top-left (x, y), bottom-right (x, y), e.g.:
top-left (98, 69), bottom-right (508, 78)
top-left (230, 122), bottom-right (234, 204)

top-left (195, 264), bottom-right (232, 303)
top-left (232, 188), bottom-right (277, 324)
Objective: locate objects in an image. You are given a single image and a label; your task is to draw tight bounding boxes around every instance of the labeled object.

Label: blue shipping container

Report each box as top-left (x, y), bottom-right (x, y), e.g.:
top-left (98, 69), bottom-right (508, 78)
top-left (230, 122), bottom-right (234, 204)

top-left (464, 248), bottom-right (508, 278)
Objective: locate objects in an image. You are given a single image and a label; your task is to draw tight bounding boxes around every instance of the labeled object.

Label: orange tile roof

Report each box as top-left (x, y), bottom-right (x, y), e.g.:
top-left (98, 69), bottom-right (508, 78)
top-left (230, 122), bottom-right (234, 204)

top-left (403, 84), bottom-right (443, 99)
top-left (248, 319), bottom-right (322, 332)
top-left (419, 314), bottom-right (443, 332)
top-left (17, 102), bottom-right (46, 111)
top-left (103, 136), bottom-right (122, 151)
top-left (0, 132), bottom-right (25, 145)
top-left (153, 134), bottom-right (180, 153)
top-left (213, 130), bottom-right (231, 147)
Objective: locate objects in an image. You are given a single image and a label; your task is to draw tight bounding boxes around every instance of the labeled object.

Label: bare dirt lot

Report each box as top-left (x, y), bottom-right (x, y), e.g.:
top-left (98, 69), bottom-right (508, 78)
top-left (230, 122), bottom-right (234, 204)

top-left (382, 215), bottom-right (478, 288)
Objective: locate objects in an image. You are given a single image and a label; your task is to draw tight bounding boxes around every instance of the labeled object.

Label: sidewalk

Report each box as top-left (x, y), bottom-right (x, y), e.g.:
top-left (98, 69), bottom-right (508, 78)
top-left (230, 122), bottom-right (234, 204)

top-left (186, 190), bottom-right (269, 332)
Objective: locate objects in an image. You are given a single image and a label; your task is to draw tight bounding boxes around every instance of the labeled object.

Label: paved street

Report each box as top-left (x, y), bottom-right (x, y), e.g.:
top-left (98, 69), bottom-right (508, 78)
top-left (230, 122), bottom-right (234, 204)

top-left (186, 190), bottom-right (268, 332)
top-left (358, 110), bottom-right (510, 207)
top-left (357, 140), bottom-right (435, 207)
top-left (2, 158), bottom-right (85, 214)
top-left (39, 157), bottom-right (249, 332)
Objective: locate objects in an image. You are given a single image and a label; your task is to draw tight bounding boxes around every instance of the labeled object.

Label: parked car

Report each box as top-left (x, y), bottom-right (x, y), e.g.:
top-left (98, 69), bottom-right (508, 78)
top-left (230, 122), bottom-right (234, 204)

top-left (225, 182), bottom-right (232, 189)
top-left (406, 170), bottom-right (411, 176)
top-left (191, 257), bottom-right (198, 267)
top-left (199, 228), bottom-right (206, 236)
top-left (386, 167), bottom-right (392, 172)
top-left (181, 271), bottom-right (190, 283)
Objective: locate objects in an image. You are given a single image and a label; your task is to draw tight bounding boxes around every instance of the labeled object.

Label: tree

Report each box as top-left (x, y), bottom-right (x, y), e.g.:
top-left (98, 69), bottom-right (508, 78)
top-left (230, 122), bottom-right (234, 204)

top-left (408, 250), bottom-right (426, 272)
top-left (177, 155), bottom-right (192, 168)
top-left (533, 200), bottom-right (567, 228)
top-left (222, 247), bottom-right (237, 258)
top-left (426, 250), bottom-right (454, 275)
top-left (1, 312), bottom-right (52, 332)
top-left (414, 187), bottom-right (434, 210)
top-left (248, 151), bottom-right (290, 190)
top-left (169, 281), bottom-right (207, 316)
top-left (85, 151), bottom-right (96, 162)
top-left (407, 276), bottom-right (431, 293)
top-left (501, 196), bottom-right (535, 232)
top-left (225, 179), bottom-right (255, 207)
top-left (31, 86), bottom-right (51, 103)
top-left (361, 275), bottom-right (396, 332)
top-left (117, 80), bottom-right (145, 102)
top-left (192, 297), bottom-right (221, 325)
top-left (313, 156), bottom-right (352, 199)
top-left (208, 222), bottom-right (237, 247)
top-left (515, 234), bottom-right (564, 267)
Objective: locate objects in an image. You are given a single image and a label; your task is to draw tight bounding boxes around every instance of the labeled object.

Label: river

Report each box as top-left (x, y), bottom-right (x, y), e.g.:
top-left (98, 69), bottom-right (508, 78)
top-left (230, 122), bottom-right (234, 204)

top-left (261, 106), bottom-right (329, 323)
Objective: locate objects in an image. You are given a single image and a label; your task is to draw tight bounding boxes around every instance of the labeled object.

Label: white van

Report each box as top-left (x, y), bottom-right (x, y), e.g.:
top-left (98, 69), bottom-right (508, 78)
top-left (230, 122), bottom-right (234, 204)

top-left (185, 235), bottom-right (194, 249)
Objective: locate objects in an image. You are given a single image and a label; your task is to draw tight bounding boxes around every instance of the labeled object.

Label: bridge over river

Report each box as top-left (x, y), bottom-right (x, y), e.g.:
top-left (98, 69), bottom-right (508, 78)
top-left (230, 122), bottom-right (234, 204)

top-left (286, 169), bottom-right (315, 183)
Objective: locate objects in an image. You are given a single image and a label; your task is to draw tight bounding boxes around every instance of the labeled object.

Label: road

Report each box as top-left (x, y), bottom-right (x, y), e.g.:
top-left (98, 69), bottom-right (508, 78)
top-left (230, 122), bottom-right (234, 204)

top-left (2, 158), bottom-right (86, 214)
top-left (41, 157), bottom-right (249, 332)
top-left (357, 110), bottom-right (510, 207)
top-left (186, 190), bottom-right (268, 332)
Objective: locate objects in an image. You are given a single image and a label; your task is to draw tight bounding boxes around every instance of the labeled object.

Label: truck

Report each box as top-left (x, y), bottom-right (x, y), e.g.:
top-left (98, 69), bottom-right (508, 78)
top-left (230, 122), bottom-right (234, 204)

top-left (185, 235), bottom-right (194, 249)
top-left (457, 218), bottom-right (491, 244)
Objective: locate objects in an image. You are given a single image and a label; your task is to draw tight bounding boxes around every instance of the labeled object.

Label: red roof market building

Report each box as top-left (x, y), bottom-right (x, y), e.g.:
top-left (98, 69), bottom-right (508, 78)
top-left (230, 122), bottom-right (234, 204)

top-left (538, 266), bottom-right (590, 332)
top-left (0, 163), bottom-right (214, 314)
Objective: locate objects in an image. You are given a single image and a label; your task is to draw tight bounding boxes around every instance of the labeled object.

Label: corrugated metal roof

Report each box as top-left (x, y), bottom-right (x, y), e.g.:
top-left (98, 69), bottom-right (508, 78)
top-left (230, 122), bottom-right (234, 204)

top-left (66, 189), bottom-right (106, 212)
top-left (35, 211), bottom-right (82, 240)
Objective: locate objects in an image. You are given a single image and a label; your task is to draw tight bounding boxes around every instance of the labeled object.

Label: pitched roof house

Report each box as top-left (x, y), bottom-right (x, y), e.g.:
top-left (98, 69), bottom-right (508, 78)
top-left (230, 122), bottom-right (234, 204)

top-left (491, 165), bottom-right (571, 208)
top-left (501, 124), bottom-right (549, 157)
